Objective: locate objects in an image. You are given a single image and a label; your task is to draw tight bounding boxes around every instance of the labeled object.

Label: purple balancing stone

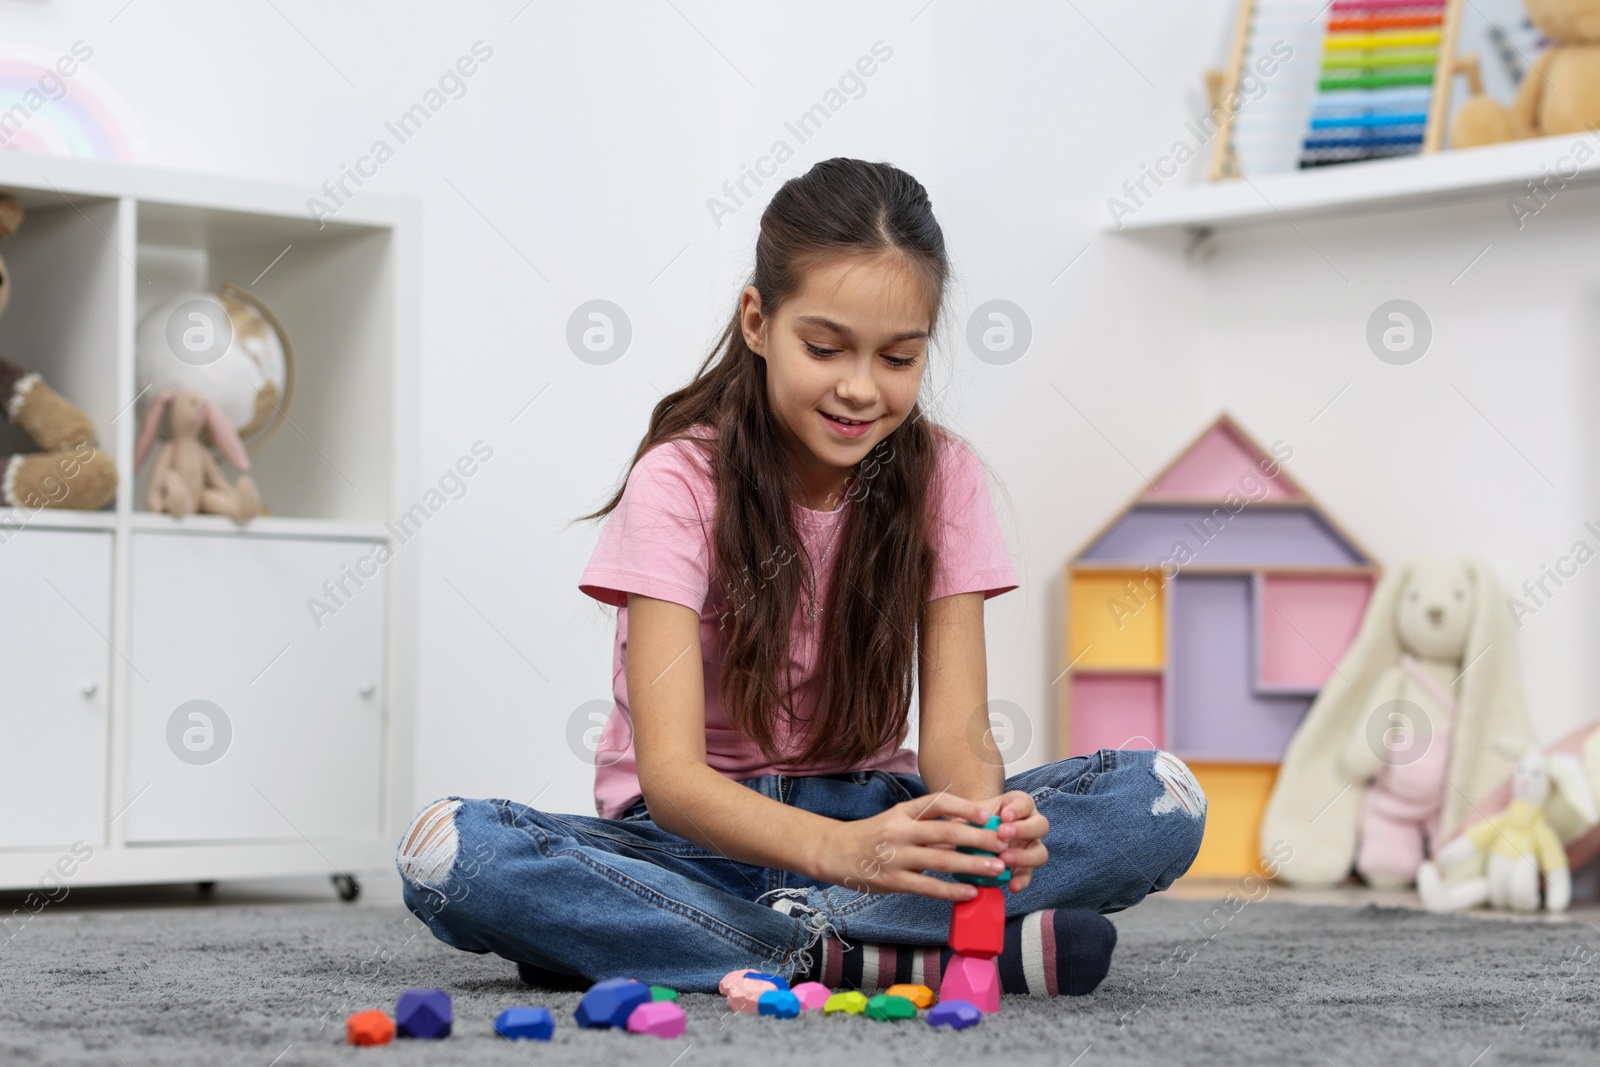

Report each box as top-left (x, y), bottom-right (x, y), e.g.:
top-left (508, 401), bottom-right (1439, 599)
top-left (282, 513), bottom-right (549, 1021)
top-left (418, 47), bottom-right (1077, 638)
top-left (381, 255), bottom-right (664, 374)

top-left (790, 982), bottom-right (832, 1011)
top-left (395, 988), bottom-right (452, 1039)
top-left (927, 998), bottom-right (983, 1030)
top-left (626, 999), bottom-right (687, 1038)
top-left (575, 977), bottom-right (651, 1029)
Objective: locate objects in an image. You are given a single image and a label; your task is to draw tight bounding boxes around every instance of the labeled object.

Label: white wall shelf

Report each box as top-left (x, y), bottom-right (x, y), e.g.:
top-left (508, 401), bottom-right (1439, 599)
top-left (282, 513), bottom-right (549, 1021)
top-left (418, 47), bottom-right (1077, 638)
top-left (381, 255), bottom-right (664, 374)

top-left (1102, 132), bottom-right (1600, 234)
top-left (0, 154), bottom-right (419, 900)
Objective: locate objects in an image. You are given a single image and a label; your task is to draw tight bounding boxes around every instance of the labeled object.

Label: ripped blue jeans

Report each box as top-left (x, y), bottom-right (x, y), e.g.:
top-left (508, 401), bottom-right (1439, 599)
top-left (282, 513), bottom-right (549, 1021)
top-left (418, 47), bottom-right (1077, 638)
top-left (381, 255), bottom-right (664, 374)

top-left (395, 748), bottom-right (1206, 994)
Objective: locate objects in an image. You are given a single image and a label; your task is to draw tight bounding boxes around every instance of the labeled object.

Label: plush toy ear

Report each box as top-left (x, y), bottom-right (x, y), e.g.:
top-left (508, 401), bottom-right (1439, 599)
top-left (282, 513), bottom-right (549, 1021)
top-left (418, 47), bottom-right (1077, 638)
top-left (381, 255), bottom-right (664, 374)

top-left (1549, 753), bottom-right (1599, 826)
top-left (134, 390), bottom-right (176, 471)
top-left (1440, 556), bottom-right (1536, 839)
top-left (198, 398), bottom-right (251, 471)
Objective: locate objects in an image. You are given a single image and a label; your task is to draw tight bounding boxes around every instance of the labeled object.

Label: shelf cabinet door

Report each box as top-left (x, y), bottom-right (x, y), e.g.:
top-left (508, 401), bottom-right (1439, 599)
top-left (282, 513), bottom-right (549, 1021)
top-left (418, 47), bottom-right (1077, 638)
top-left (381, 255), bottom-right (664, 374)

top-left (124, 533), bottom-right (386, 844)
top-left (0, 528), bottom-right (112, 849)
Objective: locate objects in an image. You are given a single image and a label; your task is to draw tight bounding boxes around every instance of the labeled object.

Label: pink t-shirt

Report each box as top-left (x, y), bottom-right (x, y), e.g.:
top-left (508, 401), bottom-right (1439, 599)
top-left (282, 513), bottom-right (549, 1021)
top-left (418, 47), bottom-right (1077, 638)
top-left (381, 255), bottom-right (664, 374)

top-left (577, 425), bottom-right (1019, 819)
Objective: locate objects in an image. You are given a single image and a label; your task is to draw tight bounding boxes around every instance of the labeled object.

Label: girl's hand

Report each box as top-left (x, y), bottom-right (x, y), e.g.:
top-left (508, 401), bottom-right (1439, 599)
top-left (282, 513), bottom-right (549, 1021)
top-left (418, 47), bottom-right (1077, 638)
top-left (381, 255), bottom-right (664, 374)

top-left (973, 789), bottom-right (1049, 893)
top-left (814, 791), bottom-right (1007, 902)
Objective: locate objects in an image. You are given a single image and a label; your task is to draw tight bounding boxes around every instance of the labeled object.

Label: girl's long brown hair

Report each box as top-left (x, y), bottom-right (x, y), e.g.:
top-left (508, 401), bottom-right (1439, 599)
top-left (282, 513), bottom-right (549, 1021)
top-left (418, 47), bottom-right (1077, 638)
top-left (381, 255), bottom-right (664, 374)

top-left (575, 157), bottom-right (955, 769)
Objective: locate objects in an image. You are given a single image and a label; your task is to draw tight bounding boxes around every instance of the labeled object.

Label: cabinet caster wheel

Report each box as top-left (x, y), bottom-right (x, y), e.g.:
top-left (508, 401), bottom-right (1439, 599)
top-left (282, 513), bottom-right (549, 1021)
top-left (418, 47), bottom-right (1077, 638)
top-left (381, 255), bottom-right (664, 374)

top-left (196, 881), bottom-right (216, 896)
top-left (332, 873), bottom-right (360, 902)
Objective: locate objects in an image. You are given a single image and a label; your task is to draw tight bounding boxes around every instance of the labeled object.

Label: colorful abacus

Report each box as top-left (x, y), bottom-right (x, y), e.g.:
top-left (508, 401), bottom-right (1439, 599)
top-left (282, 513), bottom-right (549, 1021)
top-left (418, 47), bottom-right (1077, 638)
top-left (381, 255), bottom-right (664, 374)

top-left (1210, 0), bottom-right (1465, 177)
top-left (1301, 0), bottom-right (1461, 167)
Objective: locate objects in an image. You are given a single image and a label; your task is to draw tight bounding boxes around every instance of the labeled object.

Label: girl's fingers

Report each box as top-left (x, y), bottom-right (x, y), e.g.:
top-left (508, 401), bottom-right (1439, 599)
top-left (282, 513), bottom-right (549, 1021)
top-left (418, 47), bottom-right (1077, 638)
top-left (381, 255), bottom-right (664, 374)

top-left (908, 819), bottom-right (1003, 853)
top-left (902, 844), bottom-right (1008, 882)
top-left (894, 872), bottom-right (980, 902)
top-left (1000, 841), bottom-right (1048, 868)
top-left (998, 813), bottom-right (1048, 843)
top-left (905, 792), bottom-right (989, 825)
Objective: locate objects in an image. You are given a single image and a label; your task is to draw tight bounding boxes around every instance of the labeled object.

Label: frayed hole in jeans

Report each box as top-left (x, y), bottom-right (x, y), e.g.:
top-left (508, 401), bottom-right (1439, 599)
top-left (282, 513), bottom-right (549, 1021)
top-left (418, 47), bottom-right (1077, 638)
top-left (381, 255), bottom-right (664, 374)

top-left (1150, 750), bottom-right (1206, 818)
top-left (399, 799), bottom-right (462, 885)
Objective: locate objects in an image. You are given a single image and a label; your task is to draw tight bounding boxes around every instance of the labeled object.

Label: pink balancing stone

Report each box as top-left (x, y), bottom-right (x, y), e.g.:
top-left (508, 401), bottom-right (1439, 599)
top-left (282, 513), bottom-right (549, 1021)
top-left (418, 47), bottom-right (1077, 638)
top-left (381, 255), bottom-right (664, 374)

top-left (726, 975), bottom-right (778, 1012)
top-left (940, 953), bottom-right (1000, 1014)
top-left (718, 968), bottom-right (752, 996)
top-left (790, 982), bottom-right (832, 1011)
top-left (626, 999), bottom-right (687, 1038)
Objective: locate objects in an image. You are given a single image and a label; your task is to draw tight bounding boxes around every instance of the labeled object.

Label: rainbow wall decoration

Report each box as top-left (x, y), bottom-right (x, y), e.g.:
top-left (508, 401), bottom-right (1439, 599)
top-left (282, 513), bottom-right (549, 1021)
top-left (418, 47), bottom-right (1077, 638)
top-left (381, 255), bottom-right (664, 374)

top-left (1058, 414), bottom-right (1380, 877)
top-left (0, 55), bottom-right (141, 161)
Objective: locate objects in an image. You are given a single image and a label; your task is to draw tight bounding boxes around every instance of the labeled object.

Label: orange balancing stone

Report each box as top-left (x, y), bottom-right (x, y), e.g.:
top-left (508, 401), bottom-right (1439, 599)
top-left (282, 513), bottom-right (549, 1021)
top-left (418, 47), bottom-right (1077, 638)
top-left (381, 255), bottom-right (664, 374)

top-left (884, 983), bottom-right (935, 1010)
top-left (346, 1010), bottom-right (395, 1046)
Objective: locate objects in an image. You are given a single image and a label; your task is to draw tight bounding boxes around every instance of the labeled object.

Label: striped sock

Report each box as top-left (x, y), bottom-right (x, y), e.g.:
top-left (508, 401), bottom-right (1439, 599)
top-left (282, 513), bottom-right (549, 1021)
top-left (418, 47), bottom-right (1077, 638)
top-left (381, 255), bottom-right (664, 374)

top-left (802, 909), bottom-right (1116, 997)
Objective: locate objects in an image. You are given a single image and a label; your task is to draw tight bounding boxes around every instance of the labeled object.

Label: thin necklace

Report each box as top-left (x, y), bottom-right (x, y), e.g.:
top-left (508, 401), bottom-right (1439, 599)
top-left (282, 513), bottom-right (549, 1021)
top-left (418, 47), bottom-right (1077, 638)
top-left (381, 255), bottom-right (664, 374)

top-left (803, 497), bottom-right (850, 621)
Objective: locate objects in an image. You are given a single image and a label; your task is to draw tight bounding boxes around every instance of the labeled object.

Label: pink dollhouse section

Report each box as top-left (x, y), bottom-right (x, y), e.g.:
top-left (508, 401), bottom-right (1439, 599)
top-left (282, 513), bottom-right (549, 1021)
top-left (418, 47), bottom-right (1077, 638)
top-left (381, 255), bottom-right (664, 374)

top-left (1144, 419), bottom-right (1305, 502)
top-left (1257, 574), bottom-right (1375, 691)
top-left (1069, 674), bottom-right (1163, 754)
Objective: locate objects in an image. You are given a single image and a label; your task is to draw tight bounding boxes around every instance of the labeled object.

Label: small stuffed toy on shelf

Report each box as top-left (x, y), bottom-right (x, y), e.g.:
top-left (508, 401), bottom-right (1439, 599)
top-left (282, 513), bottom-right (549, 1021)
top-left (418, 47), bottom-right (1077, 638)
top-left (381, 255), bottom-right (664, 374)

top-left (1451, 0), bottom-right (1600, 148)
top-left (134, 387), bottom-right (264, 523)
top-left (0, 193), bottom-right (118, 512)
top-left (1417, 737), bottom-right (1599, 913)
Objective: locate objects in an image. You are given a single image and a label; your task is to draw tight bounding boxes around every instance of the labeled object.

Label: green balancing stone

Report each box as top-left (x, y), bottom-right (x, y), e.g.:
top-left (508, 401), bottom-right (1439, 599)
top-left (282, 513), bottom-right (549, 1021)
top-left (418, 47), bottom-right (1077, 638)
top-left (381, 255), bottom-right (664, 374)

top-left (823, 990), bottom-right (868, 1016)
top-left (865, 994), bottom-right (917, 1021)
top-left (956, 814), bottom-right (1011, 886)
top-left (648, 985), bottom-right (678, 1002)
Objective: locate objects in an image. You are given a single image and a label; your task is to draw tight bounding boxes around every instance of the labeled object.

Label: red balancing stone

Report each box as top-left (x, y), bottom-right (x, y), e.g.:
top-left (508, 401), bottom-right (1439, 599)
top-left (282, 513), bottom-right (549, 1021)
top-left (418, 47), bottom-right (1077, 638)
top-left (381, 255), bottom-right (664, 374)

top-left (949, 885), bottom-right (1005, 958)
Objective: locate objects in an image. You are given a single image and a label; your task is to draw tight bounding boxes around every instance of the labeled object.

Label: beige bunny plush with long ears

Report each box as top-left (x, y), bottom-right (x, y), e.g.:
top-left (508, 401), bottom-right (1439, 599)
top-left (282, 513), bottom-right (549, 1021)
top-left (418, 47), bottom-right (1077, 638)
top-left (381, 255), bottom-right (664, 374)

top-left (1259, 557), bottom-right (1535, 888)
top-left (135, 387), bottom-right (264, 522)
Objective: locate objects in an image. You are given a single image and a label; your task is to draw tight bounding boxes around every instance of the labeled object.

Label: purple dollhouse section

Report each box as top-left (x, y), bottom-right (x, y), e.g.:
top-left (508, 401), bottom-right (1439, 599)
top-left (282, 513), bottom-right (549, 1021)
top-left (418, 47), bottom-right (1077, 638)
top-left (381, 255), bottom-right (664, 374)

top-left (1168, 574), bottom-right (1312, 760)
top-left (1078, 506), bottom-right (1363, 567)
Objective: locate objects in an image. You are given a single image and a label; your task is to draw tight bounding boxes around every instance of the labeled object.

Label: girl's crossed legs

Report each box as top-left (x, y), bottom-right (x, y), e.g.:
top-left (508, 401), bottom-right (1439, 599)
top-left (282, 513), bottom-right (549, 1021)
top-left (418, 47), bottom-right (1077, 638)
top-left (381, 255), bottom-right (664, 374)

top-left (395, 747), bottom-right (1206, 993)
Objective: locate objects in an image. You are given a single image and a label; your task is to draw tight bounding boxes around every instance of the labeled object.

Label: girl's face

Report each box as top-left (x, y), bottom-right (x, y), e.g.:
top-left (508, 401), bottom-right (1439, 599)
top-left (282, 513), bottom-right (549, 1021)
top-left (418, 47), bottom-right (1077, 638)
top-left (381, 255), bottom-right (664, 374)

top-left (740, 252), bottom-right (932, 511)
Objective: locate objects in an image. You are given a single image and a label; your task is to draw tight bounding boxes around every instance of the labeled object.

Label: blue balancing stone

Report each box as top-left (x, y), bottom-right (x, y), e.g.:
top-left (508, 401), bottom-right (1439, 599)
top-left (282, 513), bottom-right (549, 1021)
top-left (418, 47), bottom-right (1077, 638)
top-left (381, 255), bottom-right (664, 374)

top-left (494, 1006), bottom-right (554, 1041)
top-left (395, 988), bottom-right (453, 1039)
top-left (575, 977), bottom-right (651, 1029)
top-left (743, 971), bottom-right (791, 992)
top-left (757, 990), bottom-right (801, 1018)
top-left (927, 998), bottom-right (982, 1030)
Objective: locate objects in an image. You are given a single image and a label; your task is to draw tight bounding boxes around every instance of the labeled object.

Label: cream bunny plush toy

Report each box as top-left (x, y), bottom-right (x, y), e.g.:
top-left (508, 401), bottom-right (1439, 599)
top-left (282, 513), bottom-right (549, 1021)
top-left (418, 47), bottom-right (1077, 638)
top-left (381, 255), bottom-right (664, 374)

top-left (135, 387), bottom-right (264, 522)
top-left (1260, 557), bottom-right (1534, 888)
top-left (1417, 738), bottom-right (1599, 913)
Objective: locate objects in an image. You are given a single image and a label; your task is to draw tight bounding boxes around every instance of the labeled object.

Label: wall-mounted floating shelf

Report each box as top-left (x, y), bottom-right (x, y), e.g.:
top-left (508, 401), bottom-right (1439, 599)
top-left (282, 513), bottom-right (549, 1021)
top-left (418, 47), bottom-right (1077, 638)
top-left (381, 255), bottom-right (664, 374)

top-left (1101, 131), bottom-right (1599, 235)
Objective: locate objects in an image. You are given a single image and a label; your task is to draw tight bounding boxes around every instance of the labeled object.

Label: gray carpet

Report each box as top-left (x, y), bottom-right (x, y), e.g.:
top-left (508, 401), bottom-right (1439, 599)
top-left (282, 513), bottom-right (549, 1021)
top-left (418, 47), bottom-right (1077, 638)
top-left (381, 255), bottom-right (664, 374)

top-left (3, 887), bottom-right (1599, 1066)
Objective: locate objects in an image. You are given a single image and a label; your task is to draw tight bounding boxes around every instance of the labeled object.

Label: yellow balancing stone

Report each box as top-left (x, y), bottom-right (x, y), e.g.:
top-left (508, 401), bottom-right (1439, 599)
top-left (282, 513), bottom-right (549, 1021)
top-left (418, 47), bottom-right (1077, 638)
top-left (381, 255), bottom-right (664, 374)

top-left (823, 991), bottom-right (868, 1016)
top-left (884, 984), bottom-right (934, 1010)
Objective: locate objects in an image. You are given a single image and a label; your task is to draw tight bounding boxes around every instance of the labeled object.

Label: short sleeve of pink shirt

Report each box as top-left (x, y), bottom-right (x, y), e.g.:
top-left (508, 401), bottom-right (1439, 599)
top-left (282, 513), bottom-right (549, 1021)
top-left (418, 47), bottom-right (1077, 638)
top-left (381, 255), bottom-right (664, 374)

top-left (577, 429), bottom-right (1018, 819)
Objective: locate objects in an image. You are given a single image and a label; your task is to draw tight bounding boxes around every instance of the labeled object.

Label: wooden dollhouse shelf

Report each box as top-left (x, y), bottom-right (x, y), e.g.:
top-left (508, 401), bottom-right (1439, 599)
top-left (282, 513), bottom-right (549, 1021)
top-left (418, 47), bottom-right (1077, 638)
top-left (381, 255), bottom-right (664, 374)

top-left (1100, 132), bottom-right (1600, 234)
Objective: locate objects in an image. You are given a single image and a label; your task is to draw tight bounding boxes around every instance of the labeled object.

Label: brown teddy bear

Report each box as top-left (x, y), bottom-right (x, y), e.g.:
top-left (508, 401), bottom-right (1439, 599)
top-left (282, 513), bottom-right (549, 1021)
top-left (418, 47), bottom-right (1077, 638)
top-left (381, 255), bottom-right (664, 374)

top-left (0, 194), bottom-right (118, 511)
top-left (1452, 0), bottom-right (1600, 147)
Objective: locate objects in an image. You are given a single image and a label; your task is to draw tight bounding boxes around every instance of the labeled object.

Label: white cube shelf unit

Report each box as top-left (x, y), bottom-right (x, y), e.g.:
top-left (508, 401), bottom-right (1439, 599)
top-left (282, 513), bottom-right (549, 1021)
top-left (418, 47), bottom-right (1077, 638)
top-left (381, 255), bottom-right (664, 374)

top-left (0, 152), bottom-right (418, 900)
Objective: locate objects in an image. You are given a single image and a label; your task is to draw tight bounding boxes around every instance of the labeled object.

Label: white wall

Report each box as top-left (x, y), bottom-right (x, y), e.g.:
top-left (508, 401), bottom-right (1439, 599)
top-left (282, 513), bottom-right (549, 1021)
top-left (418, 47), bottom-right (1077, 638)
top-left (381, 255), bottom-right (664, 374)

top-left (6, 0), bottom-right (1593, 821)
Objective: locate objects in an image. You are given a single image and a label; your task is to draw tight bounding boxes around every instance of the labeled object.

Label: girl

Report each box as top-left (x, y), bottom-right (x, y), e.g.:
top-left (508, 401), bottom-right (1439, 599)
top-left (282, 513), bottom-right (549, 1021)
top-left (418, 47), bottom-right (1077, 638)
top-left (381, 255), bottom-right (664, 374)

top-left (397, 158), bottom-right (1206, 997)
